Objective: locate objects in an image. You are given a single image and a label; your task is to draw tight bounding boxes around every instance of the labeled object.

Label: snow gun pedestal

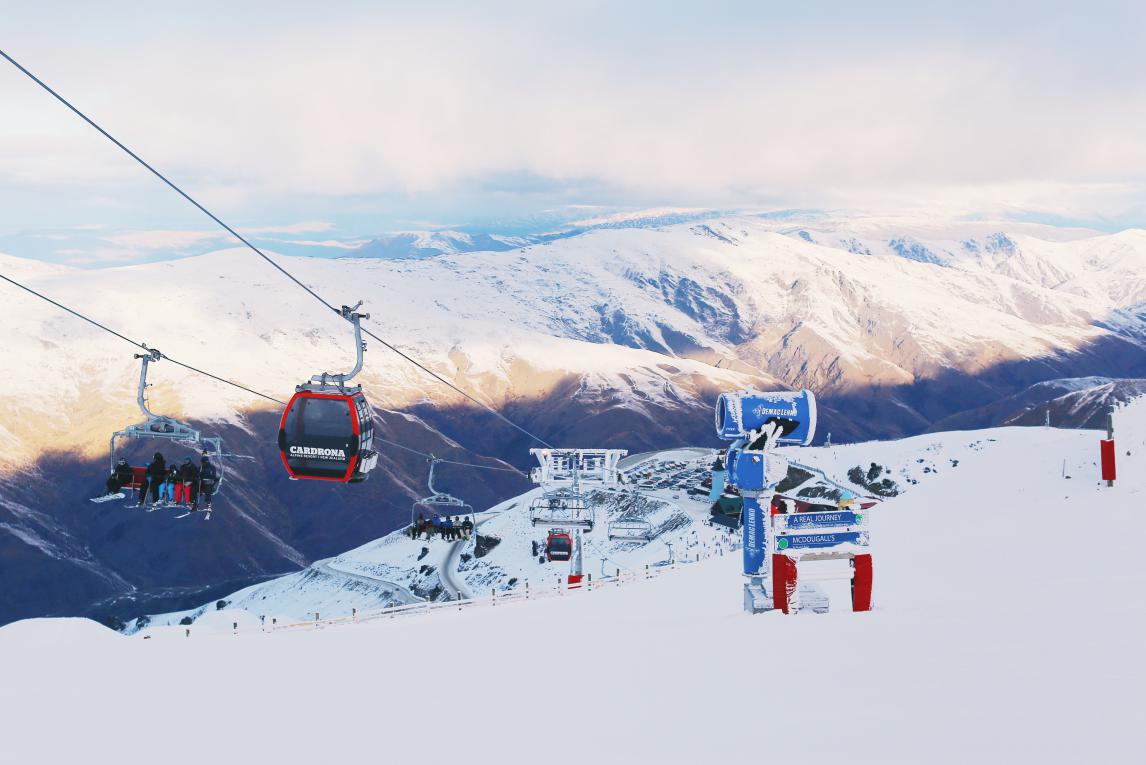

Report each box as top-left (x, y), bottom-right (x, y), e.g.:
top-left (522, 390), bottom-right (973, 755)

top-left (714, 386), bottom-right (874, 615)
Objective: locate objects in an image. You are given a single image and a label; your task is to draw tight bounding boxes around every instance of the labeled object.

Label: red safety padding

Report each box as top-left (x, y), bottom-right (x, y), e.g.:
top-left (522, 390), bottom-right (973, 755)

top-left (1100, 439), bottom-right (1116, 482)
top-left (123, 467), bottom-right (148, 490)
top-left (772, 554), bottom-right (798, 614)
top-left (852, 554), bottom-right (873, 612)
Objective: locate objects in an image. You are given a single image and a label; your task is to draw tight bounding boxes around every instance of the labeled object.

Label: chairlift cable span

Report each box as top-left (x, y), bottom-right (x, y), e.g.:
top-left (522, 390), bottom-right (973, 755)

top-left (0, 271), bottom-right (524, 477)
top-left (373, 436), bottom-right (525, 474)
top-left (0, 48), bottom-right (555, 450)
top-left (0, 270), bottom-right (285, 405)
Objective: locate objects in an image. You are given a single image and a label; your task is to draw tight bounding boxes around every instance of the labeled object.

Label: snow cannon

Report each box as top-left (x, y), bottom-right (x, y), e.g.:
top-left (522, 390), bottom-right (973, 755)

top-left (714, 389), bottom-right (817, 446)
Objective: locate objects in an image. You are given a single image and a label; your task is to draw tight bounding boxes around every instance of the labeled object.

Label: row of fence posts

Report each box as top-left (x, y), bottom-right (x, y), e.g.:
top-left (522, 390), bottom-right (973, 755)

top-left (181, 539), bottom-right (734, 637)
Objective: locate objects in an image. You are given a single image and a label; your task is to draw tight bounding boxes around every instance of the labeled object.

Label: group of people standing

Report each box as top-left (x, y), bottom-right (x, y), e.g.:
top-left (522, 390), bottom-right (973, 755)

top-left (105, 451), bottom-right (219, 512)
top-left (411, 513), bottom-right (474, 541)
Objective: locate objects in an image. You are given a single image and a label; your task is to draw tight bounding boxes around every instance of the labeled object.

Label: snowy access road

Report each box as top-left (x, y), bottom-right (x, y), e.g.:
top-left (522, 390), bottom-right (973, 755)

top-left (315, 560), bottom-right (420, 606)
top-left (441, 509), bottom-right (500, 600)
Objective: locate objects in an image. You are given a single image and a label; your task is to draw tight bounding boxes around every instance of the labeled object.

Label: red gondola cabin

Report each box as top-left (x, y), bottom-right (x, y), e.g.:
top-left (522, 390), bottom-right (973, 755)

top-left (278, 389), bottom-right (377, 483)
top-left (545, 529), bottom-right (573, 562)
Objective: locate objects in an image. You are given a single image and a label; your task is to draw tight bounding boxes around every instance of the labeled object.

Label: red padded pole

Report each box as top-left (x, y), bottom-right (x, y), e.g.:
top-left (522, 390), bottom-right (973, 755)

top-left (852, 554), bottom-right (873, 612)
top-left (772, 554), bottom-right (798, 614)
top-left (1100, 439), bottom-right (1116, 483)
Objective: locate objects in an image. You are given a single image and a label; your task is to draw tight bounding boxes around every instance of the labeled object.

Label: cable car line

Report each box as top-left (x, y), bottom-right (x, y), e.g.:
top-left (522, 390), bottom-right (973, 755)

top-left (0, 48), bottom-right (555, 450)
top-left (373, 436), bottom-right (525, 474)
top-left (0, 269), bottom-right (527, 477)
top-left (0, 270), bottom-right (284, 405)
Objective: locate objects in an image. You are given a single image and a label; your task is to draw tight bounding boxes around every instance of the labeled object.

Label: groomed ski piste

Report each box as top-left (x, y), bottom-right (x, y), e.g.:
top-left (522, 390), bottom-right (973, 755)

top-left (3, 400), bottom-right (1144, 764)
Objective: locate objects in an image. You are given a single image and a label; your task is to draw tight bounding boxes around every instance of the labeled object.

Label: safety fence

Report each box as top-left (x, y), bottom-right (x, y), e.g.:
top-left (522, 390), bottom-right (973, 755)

top-left (182, 540), bottom-right (741, 638)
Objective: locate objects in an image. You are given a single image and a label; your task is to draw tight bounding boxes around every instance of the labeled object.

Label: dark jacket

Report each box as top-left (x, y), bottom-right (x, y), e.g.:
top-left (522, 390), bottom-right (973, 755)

top-left (178, 462), bottom-right (200, 483)
top-left (146, 455), bottom-right (166, 480)
top-left (114, 463), bottom-right (134, 484)
top-left (199, 461), bottom-right (219, 484)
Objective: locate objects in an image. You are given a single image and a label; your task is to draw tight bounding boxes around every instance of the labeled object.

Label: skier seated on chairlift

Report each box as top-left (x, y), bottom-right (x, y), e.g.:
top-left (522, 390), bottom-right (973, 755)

top-left (444, 516), bottom-right (457, 541)
top-left (157, 465), bottom-right (178, 506)
top-left (104, 458), bottom-right (135, 498)
top-left (176, 457), bottom-right (198, 506)
top-left (139, 452), bottom-right (166, 507)
top-left (461, 516), bottom-right (474, 540)
top-left (193, 455), bottom-right (219, 513)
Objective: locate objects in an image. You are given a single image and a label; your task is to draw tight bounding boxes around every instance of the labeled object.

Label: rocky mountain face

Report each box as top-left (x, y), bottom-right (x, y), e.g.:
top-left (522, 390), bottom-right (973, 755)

top-left (1, 214), bottom-right (1144, 624)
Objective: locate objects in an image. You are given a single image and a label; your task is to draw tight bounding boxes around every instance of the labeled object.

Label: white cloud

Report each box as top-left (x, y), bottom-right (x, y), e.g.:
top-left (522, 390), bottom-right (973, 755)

top-left (268, 238), bottom-right (368, 249)
top-left (1, 2), bottom-right (1145, 223)
top-left (240, 221), bottom-right (335, 235)
top-left (103, 230), bottom-right (226, 250)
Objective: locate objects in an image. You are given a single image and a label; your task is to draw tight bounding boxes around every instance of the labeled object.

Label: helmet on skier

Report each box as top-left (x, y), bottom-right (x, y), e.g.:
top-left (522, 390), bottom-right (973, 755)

top-left (117, 458), bottom-right (127, 466)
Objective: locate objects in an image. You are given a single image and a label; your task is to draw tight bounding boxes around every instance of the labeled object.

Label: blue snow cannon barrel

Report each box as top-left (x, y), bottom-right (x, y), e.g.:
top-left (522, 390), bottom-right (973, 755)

top-left (714, 388), bottom-right (817, 446)
top-left (725, 442), bottom-right (768, 492)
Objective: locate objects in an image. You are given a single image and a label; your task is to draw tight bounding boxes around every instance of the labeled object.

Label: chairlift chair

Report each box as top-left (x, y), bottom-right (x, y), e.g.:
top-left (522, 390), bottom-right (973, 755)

top-left (278, 303), bottom-right (378, 483)
top-left (410, 457), bottom-right (475, 529)
top-left (528, 486), bottom-right (595, 531)
top-left (108, 349), bottom-right (225, 489)
top-left (607, 519), bottom-right (653, 541)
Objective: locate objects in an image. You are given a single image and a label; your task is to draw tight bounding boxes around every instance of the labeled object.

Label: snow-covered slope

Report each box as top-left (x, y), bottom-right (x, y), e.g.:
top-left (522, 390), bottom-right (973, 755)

top-left (2, 398), bottom-right (1143, 764)
top-left (132, 448), bottom-right (737, 629)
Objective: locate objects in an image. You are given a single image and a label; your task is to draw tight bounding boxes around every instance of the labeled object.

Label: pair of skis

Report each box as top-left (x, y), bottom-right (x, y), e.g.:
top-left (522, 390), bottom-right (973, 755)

top-left (89, 493), bottom-right (210, 519)
top-left (174, 508), bottom-right (212, 521)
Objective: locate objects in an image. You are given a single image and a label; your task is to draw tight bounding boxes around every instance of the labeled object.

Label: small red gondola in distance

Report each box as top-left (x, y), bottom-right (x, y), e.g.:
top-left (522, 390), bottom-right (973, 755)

top-left (545, 529), bottom-right (573, 562)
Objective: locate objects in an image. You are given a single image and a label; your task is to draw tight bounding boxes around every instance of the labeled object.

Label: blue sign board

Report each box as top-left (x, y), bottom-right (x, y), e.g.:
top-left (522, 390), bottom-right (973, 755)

top-left (784, 511), bottom-right (860, 530)
top-left (742, 496), bottom-right (766, 575)
top-left (777, 531), bottom-right (868, 551)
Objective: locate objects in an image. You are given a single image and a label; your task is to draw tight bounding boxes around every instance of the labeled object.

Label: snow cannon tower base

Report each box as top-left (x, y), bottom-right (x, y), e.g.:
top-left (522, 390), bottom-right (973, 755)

top-left (716, 386), bottom-right (872, 615)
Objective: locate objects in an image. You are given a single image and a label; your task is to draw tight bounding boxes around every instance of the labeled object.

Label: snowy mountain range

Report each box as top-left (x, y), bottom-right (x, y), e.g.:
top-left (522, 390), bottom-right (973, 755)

top-left (0, 212), bottom-right (1144, 625)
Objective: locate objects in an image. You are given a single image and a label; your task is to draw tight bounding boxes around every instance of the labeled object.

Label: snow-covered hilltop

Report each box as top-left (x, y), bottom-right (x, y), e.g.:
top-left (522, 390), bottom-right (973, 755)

top-left (3, 395), bottom-right (1142, 764)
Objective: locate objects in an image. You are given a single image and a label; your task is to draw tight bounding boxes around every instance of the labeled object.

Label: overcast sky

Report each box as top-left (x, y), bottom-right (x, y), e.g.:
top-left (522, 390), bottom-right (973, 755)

top-left (2, 0), bottom-right (1145, 264)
